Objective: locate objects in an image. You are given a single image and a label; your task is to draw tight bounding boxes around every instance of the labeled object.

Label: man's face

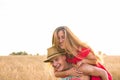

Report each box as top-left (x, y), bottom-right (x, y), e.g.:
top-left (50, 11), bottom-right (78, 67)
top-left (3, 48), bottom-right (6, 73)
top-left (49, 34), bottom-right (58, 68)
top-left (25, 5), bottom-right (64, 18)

top-left (50, 55), bottom-right (67, 71)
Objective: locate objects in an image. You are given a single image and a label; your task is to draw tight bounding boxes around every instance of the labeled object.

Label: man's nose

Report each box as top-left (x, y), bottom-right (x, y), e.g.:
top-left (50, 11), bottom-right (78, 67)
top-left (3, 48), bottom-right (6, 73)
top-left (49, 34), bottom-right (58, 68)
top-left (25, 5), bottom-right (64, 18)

top-left (52, 61), bottom-right (57, 67)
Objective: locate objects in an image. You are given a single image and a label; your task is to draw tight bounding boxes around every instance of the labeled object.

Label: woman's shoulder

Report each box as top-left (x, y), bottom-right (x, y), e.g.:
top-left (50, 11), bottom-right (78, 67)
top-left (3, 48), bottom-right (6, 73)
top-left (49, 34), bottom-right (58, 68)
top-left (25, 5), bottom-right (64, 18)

top-left (77, 47), bottom-right (91, 58)
top-left (78, 47), bottom-right (91, 53)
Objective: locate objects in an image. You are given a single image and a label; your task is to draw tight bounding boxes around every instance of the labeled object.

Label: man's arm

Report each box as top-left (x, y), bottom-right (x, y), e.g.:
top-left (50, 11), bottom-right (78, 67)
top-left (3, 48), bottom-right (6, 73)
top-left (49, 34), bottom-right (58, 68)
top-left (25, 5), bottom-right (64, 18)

top-left (81, 58), bottom-right (97, 65)
top-left (78, 64), bottom-right (108, 80)
top-left (54, 67), bottom-right (82, 78)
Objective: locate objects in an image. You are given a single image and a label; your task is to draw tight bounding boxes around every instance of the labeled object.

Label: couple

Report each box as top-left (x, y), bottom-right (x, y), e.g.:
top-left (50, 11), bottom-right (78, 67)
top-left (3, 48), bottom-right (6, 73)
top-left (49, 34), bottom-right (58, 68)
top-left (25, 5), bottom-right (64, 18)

top-left (44, 26), bottom-right (112, 80)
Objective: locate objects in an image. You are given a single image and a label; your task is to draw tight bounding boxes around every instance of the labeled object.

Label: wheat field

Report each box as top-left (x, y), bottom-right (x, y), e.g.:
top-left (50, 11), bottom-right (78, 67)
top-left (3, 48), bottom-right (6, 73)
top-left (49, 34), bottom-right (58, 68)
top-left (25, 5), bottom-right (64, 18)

top-left (0, 55), bottom-right (119, 80)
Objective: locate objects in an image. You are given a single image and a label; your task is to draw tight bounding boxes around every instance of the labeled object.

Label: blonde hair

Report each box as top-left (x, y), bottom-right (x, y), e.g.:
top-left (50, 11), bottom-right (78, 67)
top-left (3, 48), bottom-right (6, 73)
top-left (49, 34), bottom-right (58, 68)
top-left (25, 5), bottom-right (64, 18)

top-left (52, 26), bottom-right (101, 61)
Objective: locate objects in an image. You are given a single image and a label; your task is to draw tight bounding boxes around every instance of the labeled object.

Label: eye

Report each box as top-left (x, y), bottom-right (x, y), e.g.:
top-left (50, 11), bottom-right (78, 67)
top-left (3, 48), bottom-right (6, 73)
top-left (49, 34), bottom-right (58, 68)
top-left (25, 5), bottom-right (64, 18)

top-left (54, 58), bottom-right (58, 62)
top-left (50, 61), bottom-right (53, 64)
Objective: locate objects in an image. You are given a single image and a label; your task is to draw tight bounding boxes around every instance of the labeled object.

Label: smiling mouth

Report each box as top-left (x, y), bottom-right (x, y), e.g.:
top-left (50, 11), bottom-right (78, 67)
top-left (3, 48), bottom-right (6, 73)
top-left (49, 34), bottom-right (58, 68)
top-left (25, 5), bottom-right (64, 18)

top-left (55, 64), bottom-right (61, 70)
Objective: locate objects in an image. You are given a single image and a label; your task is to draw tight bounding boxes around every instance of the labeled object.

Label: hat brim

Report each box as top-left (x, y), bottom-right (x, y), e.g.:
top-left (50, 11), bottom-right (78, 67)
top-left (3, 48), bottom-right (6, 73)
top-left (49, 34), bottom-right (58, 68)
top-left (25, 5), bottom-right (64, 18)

top-left (44, 53), bottom-right (65, 62)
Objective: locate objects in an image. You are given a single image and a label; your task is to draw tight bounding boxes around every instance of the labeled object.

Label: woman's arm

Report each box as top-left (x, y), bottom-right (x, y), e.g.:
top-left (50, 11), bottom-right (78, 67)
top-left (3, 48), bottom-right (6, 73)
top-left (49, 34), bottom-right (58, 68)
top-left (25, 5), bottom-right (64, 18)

top-left (77, 47), bottom-right (98, 65)
top-left (77, 52), bottom-right (98, 66)
top-left (83, 51), bottom-right (98, 64)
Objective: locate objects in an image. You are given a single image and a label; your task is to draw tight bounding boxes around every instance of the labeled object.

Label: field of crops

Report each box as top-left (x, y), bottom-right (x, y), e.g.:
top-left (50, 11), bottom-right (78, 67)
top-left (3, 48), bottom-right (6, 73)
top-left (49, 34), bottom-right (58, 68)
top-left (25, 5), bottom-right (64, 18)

top-left (0, 55), bottom-right (119, 80)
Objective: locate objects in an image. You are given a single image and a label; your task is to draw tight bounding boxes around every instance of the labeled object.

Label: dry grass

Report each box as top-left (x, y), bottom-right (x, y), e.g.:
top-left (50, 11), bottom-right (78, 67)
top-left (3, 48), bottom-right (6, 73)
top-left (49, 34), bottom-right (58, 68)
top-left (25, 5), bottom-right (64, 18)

top-left (103, 55), bottom-right (120, 80)
top-left (0, 55), bottom-right (119, 80)
top-left (0, 55), bottom-right (59, 80)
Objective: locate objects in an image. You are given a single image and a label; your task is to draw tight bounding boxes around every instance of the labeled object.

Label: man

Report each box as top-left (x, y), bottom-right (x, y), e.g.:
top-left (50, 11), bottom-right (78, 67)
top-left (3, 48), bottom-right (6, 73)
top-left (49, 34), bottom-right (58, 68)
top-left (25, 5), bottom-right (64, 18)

top-left (44, 46), bottom-right (108, 80)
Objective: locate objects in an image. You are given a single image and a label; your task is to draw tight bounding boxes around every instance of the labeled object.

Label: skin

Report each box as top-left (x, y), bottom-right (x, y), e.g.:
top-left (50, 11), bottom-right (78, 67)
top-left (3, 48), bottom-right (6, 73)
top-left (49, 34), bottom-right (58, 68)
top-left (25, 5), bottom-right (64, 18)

top-left (54, 29), bottom-right (109, 80)
top-left (57, 29), bottom-right (97, 65)
top-left (50, 55), bottom-right (69, 72)
top-left (50, 54), bottom-right (108, 80)
top-left (50, 55), bottom-right (90, 80)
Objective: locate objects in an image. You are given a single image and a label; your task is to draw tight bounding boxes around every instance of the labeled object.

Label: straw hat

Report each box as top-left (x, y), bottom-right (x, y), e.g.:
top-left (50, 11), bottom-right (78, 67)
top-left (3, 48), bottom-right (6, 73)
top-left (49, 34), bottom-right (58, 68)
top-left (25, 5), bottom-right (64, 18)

top-left (44, 46), bottom-right (65, 62)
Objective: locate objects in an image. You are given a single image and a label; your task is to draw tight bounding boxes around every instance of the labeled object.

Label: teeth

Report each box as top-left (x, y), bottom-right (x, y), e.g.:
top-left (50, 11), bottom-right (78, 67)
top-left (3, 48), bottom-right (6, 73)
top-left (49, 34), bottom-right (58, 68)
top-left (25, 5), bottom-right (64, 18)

top-left (56, 64), bottom-right (60, 69)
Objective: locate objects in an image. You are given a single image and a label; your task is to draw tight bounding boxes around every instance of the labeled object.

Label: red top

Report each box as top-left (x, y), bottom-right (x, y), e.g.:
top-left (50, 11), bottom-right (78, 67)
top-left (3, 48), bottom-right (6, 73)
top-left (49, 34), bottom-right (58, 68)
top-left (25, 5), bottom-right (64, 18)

top-left (66, 48), bottom-right (112, 80)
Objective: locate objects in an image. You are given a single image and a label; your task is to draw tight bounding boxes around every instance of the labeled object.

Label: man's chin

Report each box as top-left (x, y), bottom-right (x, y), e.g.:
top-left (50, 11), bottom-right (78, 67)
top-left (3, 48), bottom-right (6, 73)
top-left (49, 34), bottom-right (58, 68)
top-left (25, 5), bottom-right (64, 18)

top-left (57, 68), bottom-right (63, 71)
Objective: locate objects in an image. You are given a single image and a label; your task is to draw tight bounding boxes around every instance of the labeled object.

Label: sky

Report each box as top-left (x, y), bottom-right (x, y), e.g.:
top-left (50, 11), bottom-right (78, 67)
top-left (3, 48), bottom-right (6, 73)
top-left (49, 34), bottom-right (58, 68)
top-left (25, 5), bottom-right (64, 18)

top-left (0, 0), bottom-right (120, 56)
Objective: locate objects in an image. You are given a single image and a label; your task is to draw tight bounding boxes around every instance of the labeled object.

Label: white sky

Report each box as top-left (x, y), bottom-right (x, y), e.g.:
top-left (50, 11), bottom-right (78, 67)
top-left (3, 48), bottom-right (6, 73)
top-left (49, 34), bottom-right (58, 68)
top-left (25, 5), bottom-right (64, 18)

top-left (0, 0), bottom-right (120, 56)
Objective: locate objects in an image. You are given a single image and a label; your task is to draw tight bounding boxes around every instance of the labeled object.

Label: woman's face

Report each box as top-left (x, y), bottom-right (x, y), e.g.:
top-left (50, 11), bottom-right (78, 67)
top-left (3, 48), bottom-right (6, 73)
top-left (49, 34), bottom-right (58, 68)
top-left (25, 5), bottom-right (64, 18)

top-left (57, 30), bottom-right (65, 49)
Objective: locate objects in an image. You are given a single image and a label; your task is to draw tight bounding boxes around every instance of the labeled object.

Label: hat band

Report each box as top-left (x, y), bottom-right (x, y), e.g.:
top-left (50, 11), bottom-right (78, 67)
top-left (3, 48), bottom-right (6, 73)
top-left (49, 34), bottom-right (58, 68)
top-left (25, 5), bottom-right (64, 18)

top-left (47, 51), bottom-right (65, 58)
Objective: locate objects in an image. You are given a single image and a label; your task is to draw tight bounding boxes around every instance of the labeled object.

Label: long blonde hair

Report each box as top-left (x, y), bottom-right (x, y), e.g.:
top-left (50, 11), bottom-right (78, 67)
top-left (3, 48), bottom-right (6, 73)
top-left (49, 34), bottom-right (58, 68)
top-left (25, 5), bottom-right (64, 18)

top-left (52, 26), bottom-right (100, 60)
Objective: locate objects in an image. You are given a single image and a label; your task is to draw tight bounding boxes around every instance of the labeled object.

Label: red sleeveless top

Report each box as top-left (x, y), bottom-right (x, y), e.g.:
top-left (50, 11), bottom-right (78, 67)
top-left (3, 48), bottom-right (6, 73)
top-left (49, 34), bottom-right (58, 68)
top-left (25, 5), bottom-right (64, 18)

top-left (66, 48), bottom-right (112, 80)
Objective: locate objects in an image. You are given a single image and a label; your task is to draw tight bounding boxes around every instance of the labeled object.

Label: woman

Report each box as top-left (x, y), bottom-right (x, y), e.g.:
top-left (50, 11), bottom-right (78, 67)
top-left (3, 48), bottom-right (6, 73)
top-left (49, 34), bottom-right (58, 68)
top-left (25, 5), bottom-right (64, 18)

top-left (52, 26), bottom-right (112, 80)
